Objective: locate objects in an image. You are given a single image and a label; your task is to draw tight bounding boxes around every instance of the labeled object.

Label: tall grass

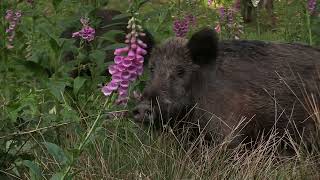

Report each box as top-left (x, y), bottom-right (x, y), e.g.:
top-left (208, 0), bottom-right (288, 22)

top-left (32, 120), bottom-right (320, 179)
top-left (16, 84), bottom-right (319, 179)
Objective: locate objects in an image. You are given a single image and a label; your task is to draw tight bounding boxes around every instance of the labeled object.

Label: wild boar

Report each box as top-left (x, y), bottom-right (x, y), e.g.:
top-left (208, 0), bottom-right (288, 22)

top-left (133, 28), bottom-right (320, 147)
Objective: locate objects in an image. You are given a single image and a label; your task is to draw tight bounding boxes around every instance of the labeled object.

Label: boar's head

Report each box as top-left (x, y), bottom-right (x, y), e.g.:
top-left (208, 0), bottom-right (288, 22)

top-left (133, 28), bottom-right (218, 127)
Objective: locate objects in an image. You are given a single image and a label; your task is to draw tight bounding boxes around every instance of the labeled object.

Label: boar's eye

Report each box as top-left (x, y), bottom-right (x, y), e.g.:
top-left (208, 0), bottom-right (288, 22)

top-left (149, 67), bottom-right (155, 74)
top-left (177, 67), bottom-right (185, 77)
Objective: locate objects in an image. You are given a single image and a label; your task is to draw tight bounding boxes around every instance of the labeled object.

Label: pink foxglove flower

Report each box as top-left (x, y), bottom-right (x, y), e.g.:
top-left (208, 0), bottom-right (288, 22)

top-left (233, 0), bottom-right (241, 12)
top-left (173, 18), bottom-right (189, 37)
top-left (218, 7), bottom-right (225, 21)
top-left (72, 17), bottom-right (95, 42)
top-left (173, 14), bottom-right (196, 38)
top-left (215, 23), bottom-right (221, 33)
top-left (308, 0), bottom-right (317, 14)
top-left (185, 14), bottom-right (197, 27)
top-left (102, 17), bottom-right (148, 104)
top-left (5, 10), bottom-right (22, 49)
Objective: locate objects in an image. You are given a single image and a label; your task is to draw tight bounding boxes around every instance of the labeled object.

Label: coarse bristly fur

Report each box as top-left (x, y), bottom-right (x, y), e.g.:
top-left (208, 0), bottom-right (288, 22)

top-left (133, 27), bottom-right (320, 149)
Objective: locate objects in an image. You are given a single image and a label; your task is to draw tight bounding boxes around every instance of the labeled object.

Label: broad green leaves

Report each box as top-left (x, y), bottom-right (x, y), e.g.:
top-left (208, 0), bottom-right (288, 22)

top-left (73, 77), bottom-right (86, 95)
top-left (43, 142), bottom-right (70, 166)
top-left (46, 78), bottom-right (68, 102)
top-left (22, 160), bottom-right (42, 180)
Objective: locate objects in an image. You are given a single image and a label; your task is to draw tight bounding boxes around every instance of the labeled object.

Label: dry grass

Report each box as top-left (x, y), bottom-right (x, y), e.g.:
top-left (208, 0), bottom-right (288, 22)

top-left (61, 124), bottom-right (319, 179)
top-left (17, 76), bottom-right (320, 180)
top-left (37, 108), bottom-right (319, 180)
top-left (64, 76), bottom-right (320, 179)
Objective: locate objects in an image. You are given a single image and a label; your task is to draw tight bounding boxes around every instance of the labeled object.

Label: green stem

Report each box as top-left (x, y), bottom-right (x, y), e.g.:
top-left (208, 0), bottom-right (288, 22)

top-left (284, 0), bottom-right (289, 41)
top-left (256, 7), bottom-right (261, 37)
top-left (306, 10), bottom-right (313, 46)
top-left (61, 98), bottom-right (109, 180)
top-left (77, 41), bottom-right (84, 77)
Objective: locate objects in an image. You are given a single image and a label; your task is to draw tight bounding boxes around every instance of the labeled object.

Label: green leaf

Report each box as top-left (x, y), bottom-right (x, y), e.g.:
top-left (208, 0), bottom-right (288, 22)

top-left (50, 171), bottom-right (73, 180)
top-left (7, 103), bottom-right (22, 122)
top-left (102, 43), bottom-right (126, 51)
top-left (87, 50), bottom-right (107, 79)
top-left (52, 0), bottom-right (63, 11)
top-left (49, 36), bottom-right (64, 56)
top-left (22, 160), bottom-right (42, 180)
top-left (100, 30), bottom-right (126, 43)
top-left (73, 77), bottom-right (86, 95)
top-left (89, 50), bottom-right (106, 62)
top-left (43, 142), bottom-right (69, 165)
top-left (50, 38), bottom-right (60, 53)
top-left (61, 104), bottom-right (80, 122)
top-left (19, 61), bottom-right (49, 77)
top-left (100, 22), bottom-right (128, 29)
top-left (46, 79), bottom-right (67, 102)
top-left (112, 13), bottom-right (131, 21)
top-left (50, 172), bottom-right (64, 180)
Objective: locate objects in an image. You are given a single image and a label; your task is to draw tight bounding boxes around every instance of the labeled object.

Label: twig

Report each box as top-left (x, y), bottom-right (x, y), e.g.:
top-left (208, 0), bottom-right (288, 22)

top-left (0, 169), bottom-right (23, 180)
top-left (0, 122), bottom-right (73, 139)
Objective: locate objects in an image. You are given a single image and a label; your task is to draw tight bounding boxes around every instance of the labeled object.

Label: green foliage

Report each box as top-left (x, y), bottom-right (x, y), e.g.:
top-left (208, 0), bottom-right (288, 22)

top-left (43, 142), bottom-right (70, 165)
top-left (0, 0), bottom-right (319, 179)
top-left (22, 160), bottom-right (42, 180)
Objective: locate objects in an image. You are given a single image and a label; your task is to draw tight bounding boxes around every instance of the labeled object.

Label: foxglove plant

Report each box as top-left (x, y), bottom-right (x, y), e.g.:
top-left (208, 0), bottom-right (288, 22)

top-left (215, 23), bottom-right (221, 33)
top-left (233, 0), bottom-right (241, 12)
top-left (186, 14), bottom-right (196, 27)
top-left (308, 0), bottom-right (317, 14)
top-left (227, 9), bottom-right (234, 26)
top-left (306, 0), bottom-right (317, 45)
top-left (208, 0), bottom-right (213, 6)
top-left (173, 14), bottom-right (196, 37)
top-left (72, 17), bottom-right (95, 42)
top-left (217, 2), bottom-right (244, 40)
top-left (173, 18), bottom-right (190, 37)
top-left (101, 17), bottom-right (148, 104)
top-left (5, 10), bottom-right (22, 49)
top-left (219, 7), bottom-right (225, 20)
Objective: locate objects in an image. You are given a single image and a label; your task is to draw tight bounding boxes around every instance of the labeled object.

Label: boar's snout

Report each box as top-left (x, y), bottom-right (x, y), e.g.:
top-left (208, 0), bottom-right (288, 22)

top-left (132, 101), bottom-right (155, 124)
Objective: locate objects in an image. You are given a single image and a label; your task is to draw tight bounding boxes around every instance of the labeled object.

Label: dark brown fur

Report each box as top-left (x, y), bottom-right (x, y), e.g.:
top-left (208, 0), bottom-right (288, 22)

top-left (133, 28), bottom-right (320, 147)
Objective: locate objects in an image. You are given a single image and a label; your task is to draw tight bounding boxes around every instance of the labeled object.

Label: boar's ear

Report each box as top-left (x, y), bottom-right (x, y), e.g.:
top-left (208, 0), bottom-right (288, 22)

top-left (187, 28), bottom-right (218, 65)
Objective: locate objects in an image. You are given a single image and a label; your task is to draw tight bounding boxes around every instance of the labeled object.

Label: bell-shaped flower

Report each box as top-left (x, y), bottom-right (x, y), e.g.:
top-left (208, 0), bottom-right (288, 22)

top-left (102, 17), bottom-right (148, 104)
